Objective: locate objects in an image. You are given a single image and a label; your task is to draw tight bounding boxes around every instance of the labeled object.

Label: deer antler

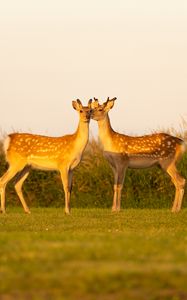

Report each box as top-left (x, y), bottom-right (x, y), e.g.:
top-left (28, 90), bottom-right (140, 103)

top-left (107, 97), bottom-right (117, 102)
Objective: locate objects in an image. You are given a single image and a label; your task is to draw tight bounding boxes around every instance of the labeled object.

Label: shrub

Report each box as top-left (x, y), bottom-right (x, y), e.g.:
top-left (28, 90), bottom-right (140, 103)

top-left (0, 135), bottom-right (186, 209)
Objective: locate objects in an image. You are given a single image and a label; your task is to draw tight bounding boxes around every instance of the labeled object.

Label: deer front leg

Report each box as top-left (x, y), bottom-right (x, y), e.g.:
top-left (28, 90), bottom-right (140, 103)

top-left (111, 165), bottom-right (126, 212)
top-left (116, 167), bottom-right (126, 211)
top-left (60, 169), bottom-right (72, 214)
top-left (0, 166), bottom-right (24, 213)
top-left (112, 169), bottom-right (118, 211)
top-left (0, 182), bottom-right (7, 214)
top-left (14, 170), bottom-right (31, 214)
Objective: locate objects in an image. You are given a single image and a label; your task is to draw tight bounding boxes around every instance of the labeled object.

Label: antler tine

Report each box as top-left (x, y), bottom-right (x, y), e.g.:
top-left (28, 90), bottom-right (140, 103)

top-left (93, 97), bottom-right (98, 102)
top-left (107, 97), bottom-right (117, 102)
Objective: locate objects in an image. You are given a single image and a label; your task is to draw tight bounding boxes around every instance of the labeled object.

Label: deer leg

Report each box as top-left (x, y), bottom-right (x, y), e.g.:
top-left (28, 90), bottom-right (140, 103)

top-left (0, 165), bottom-right (25, 213)
top-left (14, 169), bottom-right (30, 214)
top-left (68, 170), bottom-right (73, 195)
top-left (112, 184), bottom-right (118, 211)
top-left (116, 167), bottom-right (126, 211)
top-left (60, 169), bottom-right (72, 214)
top-left (166, 164), bottom-right (186, 212)
top-left (112, 169), bottom-right (118, 211)
top-left (111, 166), bottom-right (126, 212)
top-left (116, 186), bottom-right (123, 211)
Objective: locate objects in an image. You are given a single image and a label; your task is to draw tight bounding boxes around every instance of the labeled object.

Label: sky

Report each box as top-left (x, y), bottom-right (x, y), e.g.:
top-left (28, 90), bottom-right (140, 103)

top-left (0, 0), bottom-right (187, 139)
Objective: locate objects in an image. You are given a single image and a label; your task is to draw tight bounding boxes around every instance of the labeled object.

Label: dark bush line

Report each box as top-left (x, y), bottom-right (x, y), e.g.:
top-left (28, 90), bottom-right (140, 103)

top-left (0, 139), bottom-right (187, 209)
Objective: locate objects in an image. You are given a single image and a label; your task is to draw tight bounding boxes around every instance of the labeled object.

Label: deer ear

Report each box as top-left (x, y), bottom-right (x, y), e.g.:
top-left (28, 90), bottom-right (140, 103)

top-left (104, 98), bottom-right (116, 111)
top-left (76, 99), bottom-right (82, 106)
top-left (72, 99), bottom-right (83, 110)
top-left (72, 101), bottom-right (78, 110)
top-left (88, 99), bottom-right (92, 108)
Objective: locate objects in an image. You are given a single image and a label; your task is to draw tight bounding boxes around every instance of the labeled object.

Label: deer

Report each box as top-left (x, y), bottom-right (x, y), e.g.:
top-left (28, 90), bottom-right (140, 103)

top-left (0, 99), bottom-right (92, 214)
top-left (91, 97), bottom-right (186, 212)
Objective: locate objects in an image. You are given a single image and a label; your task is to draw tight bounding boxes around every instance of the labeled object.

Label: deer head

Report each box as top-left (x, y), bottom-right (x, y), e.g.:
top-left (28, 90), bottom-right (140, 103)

top-left (91, 97), bottom-right (117, 121)
top-left (72, 99), bottom-right (92, 123)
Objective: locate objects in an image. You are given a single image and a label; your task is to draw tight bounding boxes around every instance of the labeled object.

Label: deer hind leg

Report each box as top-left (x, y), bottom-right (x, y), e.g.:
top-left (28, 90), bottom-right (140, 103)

top-left (0, 165), bottom-right (25, 213)
top-left (14, 166), bottom-right (31, 214)
top-left (166, 163), bottom-right (186, 212)
top-left (60, 169), bottom-right (73, 215)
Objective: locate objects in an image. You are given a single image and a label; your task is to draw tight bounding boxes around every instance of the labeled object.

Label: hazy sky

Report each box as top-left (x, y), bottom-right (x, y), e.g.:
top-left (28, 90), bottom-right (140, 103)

top-left (0, 0), bottom-right (187, 138)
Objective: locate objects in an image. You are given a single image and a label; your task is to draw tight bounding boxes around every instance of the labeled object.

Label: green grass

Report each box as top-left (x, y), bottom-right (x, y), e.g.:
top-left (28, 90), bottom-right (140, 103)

top-left (0, 208), bottom-right (187, 300)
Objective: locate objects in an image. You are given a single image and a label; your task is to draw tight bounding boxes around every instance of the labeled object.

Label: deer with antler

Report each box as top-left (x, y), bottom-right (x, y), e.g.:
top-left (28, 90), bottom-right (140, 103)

top-left (91, 97), bottom-right (186, 212)
top-left (0, 99), bottom-right (92, 214)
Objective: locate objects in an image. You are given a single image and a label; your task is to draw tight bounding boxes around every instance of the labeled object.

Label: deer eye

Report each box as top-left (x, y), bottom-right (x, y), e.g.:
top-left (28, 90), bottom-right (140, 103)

top-left (80, 110), bottom-right (83, 113)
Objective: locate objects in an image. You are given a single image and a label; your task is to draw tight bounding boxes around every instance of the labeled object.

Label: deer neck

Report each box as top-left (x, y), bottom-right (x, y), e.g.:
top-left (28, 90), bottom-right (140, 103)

top-left (97, 114), bottom-right (114, 151)
top-left (73, 119), bottom-right (89, 153)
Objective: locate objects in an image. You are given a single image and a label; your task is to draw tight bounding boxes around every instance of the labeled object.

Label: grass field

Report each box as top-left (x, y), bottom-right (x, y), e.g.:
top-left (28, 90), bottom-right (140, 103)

top-left (0, 208), bottom-right (187, 300)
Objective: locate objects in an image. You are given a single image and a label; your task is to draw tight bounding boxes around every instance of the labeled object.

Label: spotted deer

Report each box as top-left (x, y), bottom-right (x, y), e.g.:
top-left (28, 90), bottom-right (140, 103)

top-left (91, 97), bottom-right (186, 212)
top-left (0, 99), bottom-right (92, 214)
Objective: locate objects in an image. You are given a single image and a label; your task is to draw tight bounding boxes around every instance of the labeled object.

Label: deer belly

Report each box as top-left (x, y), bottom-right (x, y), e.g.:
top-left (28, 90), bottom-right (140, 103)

top-left (28, 156), bottom-right (58, 170)
top-left (104, 151), bottom-right (128, 168)
top-left (128, 155), bottom-right (158, 169)
top-left (104, 151), bottom-right (158, 169)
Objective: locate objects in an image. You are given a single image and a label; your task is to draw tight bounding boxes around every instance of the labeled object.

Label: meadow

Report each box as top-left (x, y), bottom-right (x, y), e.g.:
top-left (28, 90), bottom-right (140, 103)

top-left (0, 208), bottom-right (187, 300)
top-left (0, 133), bottom-right (187, 300)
